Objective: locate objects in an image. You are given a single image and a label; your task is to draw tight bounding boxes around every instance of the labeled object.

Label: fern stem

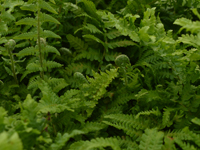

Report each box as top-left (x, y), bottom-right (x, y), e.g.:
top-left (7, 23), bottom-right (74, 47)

top-left (8, 48), bottom-right (18, 85)
top-left (37, 0), bottom-right (44, 79)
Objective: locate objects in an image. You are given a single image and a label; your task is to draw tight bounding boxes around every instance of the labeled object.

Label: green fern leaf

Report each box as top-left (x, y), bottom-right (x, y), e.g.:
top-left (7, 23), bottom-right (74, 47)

top-left (20, 3), bottom-right (37, 12)
top-left (66, 34), bottom-right (88, 51)
top-left (83, 34), bottom-right (104, 46)
top-left (14, 31), bottom-right (38, 40)
top-left (139, 128), bottom-right (164, 150)
top-left (50, 130), bottom-right (85, 150)
top-left (45, 45), bottom-right (60, 55)
top-left (103, 114), bottom-right (149, 133)
top-left (47, 78), bottom-right (68, 93)
top-left (42, 30), bottom-right (61, 39)
top-left (17, 46), bottom-right (38, 58)
top-left (37, 80), bottom-right (73, 113)
top-left (0, 132), bottom-right (23, 150)
top-left (74, 48), bottom-right (102, 62)
top-left (40, 13), bottom-right (60, 24)
top-left (1, 11), bottom-right (15, 23)
top-left (105, 30), bottom-right (121, 39)
top-left (77, 0), bottom-right (101, 21)
top-left (69, 137), bottom-right (121, 150)
top-left (26, 62), bottom-right (41, 72)
top-left (40, 0), bottom-right (58, 14)
top-left (15, 17), bottom-right (37, 26)
top-left (83, 68), bottom-right (118, 101)
top-left (174, 138), bottom-right (197, 150)
top-left (191, 117), bottom-right (200, 126)
top-left (43, 60), bottom-right (62, 71)
top-left (177, 33), bottom-right (200, 48)
top-left (174, 18), bottom-right (200, 33)
top-left (107, 40), bottom-right (137, 49)
top-left (75, 23), bottom-right (103, 34)
top-left (135, 107), bottom-right (161, 119)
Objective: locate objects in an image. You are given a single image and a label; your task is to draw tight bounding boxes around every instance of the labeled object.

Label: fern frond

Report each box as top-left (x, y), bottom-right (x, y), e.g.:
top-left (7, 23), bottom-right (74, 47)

top-left (65, 63), bottom-right (84, 76)
top-left (135, 107), bottom-right (161, 119)
top-left (16, 46), bottom-right (38, 58)
top-left (112, 93), bottom-right (135, 106)
top-left (107, 40), bottom-right (137, 49)
top-left (61, 89), bottom-right (80, 101)
top-left (139, 128), bottom-right (164, 150)
top-left (177, 33), bottom-right (200, 48)
top-left (77, 0), bottom-right (101, 21)
top-left (81, 122), bottom-right (107, 133)
top-left (105, 30), bottom-right (121, 40)
top-left (174, 138), bottom-right (197, 150)
top-left (45, 45), bottom-right (60, 55)
top-left (162, 107), bottom-right (173, 128)
top-left (174, 18), bottom-right (200, 33)
top-left (0, 132), bottom-right (23, 150)
top-left (1, 11), bottom-right (15, 23)
top-left (83, 34), bottom-right (104, 46)
top-left (191, 117), bottom-right (200, 126)
top-left (75, 23), bottom-right (103, 34)
top-left (40, 0), bottom-right (58, 14)
top-left (69, 137), bottom-right (121, 150)
top-left (74, 48), bottom-right (102, 62)
top-left (104, 114), bottom-right (149, 131)
top-left (43, 60), bottom-right (62, 71)
top-left (66, 34), bottom-right (88, 51)
top-left (105, 51), bottom-right (120, 61)
top-left (37, 80), bottom-right (73, 113)
top-left (50, 130), bottom-right (85, 150)
top-left (20, 3), bottom-right (37, 12)
top-left (47, 78), bottom-right (68, 93)
top-left (15, 17), bottom-right (37, 26)
top-left (83, 69), bottom-right (118, 101)
top-left (14, 31), bottom-right (38, 40)
top-left (42, 30), bottom-right (61, 39)
top-left (26, 61), bottom-right (40, 73)
top-left (40, 13), bottom-right (60, 24)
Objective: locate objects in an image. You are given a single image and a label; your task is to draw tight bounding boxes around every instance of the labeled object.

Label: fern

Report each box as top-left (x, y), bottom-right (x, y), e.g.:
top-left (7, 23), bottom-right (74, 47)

top-left (139, 128), bottom-right (164, 150)
top-left (66, 34), bottom-right (88, 51)
top-left (69, 137), bottom-right (121, 150)
top-left (37, 80), bottom-right (73, 114)
top-left (82, 68), bottom-right (118, 101)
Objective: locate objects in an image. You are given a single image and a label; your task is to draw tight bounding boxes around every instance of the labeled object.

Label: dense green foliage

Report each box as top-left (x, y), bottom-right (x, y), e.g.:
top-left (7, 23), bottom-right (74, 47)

top-left (1, 0), bottom-right (200, 149)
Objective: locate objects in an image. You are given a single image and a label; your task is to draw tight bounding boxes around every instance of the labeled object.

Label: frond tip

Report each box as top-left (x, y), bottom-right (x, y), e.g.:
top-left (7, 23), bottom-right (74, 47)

top-left (115, 54), bottom-right (130, 67)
